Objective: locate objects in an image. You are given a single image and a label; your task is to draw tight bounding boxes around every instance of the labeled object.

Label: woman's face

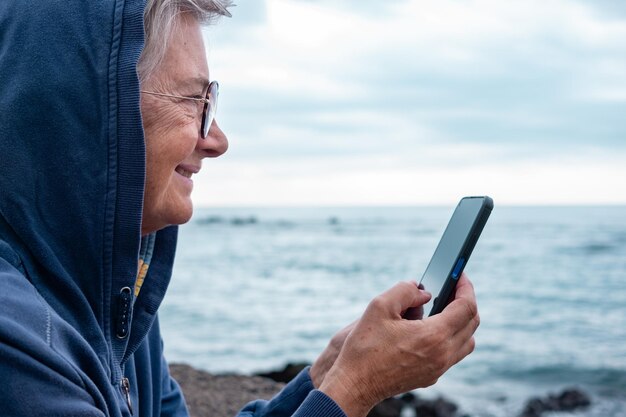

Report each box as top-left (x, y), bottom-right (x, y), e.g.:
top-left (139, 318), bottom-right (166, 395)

top-left (140, 14), bottom-right (228, 235)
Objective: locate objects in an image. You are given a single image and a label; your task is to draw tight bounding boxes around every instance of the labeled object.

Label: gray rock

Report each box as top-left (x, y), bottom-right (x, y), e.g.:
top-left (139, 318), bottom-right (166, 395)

top-left (170, 363), bottom-right (284, 417)
top-left (414, 396), bottom-right (459, 417)
top-left (368, 397), bottom-right (404, 417)
top-left (255, 363), bottom-right (310, 384)
top-left (518, 387), bottom-right (591, 417)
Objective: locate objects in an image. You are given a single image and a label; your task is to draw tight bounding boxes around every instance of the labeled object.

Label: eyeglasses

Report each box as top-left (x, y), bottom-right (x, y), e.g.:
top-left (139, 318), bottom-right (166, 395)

top-left (141, 80), bottom-right (219, 139)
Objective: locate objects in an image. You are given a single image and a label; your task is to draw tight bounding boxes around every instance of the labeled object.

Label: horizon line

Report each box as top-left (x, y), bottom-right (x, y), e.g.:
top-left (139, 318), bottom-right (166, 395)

top-left (193, 203), bottom-right (626, 209)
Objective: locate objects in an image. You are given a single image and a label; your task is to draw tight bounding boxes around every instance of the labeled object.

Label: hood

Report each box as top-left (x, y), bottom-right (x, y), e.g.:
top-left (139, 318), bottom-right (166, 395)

top-left (0, 0), bottom-right (177, 383)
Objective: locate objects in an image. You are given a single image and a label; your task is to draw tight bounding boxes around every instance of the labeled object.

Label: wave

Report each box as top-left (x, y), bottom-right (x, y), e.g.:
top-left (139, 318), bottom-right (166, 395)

top-left (195, 216), bottom-right (260, 226)
top-left (494, 365), bottom-right (626, 396)
top-left (557, 242), bottom-right (621, 255)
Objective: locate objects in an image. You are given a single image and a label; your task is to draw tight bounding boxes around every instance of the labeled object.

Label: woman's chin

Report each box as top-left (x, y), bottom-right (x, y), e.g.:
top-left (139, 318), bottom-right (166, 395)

top-left (168, 203), bottom-right (194, 227)
top-left (142, 201), bottom-right (193, 235)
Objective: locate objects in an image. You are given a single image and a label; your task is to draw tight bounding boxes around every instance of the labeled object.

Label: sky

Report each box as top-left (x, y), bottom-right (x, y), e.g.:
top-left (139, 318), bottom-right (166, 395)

top-left (196, 0), bottom-right (626, 206)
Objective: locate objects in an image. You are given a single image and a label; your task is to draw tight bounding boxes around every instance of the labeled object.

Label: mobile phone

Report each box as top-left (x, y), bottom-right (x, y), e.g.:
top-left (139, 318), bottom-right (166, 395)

top-left (419, 196), bottom-right (493, 316)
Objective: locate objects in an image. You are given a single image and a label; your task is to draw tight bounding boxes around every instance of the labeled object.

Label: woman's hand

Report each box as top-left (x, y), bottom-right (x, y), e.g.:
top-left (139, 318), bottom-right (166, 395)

top-left (310, 284), bottom-right (427, 388)
top-left (310, 320), bottom-right (358, 388)
top-left (319, 274), bottom-right (479, 417)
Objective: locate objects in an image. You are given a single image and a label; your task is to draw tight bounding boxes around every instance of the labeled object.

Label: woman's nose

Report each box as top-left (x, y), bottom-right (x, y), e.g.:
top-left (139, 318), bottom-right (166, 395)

top-left (197, 119), bottom-right (228, 157)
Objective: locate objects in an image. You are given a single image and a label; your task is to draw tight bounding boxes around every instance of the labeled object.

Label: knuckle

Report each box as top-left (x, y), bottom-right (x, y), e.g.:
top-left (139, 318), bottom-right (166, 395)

top-left (463, 299), bottom-right (478, 321)
top-left (330, 334), bottom-right (344, 349)
top-left (474, 312), bottom-right (481, 329)
top-left (398, 280), bottom-right (414, 292)
top-left (468, 337), bottom-right (476, 354)
top-left (368, 295), bottom-right (386, 311)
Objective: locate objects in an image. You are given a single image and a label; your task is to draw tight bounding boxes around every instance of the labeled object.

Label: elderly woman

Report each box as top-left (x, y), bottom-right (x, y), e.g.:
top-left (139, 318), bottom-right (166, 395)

top-left (0, 0), bottom-right (479, 416)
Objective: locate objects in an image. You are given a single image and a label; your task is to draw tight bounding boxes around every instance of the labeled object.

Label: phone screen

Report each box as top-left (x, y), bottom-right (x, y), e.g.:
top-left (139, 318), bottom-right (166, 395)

top-left (419, 197), bottom-right (488, 316)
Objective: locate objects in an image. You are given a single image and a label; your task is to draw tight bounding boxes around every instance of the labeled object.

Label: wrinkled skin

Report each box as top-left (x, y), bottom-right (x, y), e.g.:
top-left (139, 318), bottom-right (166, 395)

top-left (140, 14), bottom-right (228, 235)
top-left (313, 274), bottom-right (479, 417)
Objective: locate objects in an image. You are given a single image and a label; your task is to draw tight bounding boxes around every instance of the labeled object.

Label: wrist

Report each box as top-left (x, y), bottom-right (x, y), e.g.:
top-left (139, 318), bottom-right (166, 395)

top-left (318, 366), bottom-right (373, 417)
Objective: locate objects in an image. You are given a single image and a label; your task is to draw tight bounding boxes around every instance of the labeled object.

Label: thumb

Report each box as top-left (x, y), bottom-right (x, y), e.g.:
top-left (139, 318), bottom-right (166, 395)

top-left (366, 281), bottom-right (431, 319)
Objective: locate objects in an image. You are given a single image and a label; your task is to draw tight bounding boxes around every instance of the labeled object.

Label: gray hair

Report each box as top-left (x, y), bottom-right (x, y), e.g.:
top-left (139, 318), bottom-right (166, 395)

top-left (138, 0), bottom-right (233, 83)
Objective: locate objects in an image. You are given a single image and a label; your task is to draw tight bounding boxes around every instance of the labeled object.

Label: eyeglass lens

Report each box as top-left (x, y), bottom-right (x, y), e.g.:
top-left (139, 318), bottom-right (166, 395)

top-left (201, 81), bottom-right (219, 138)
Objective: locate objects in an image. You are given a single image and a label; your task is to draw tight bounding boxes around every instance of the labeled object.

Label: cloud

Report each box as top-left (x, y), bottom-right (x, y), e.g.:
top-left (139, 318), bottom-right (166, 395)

top-left (199, 0), bottom-right (626, 205)
top-left (194, 147), bottom-right (626, 206)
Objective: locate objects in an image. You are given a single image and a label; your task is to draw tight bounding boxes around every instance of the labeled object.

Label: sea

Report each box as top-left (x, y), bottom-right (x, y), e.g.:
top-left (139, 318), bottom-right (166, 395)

top-left (160, 206), bottom-right (626, 417)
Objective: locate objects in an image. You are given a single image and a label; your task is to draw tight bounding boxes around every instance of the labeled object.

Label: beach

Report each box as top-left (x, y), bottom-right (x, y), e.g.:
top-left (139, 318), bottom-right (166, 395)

top-left (170, 362), bottom-right (594, 417)
top-left (162, 206), bottom-right (626, 417)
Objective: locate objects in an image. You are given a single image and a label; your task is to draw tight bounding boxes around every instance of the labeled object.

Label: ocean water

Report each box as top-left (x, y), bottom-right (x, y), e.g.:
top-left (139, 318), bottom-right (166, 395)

top-left (160, 206), bottom-right (626, 417)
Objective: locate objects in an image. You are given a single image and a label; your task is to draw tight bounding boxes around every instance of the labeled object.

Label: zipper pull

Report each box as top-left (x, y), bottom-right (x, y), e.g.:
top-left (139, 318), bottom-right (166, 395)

top-left (121, 377), bottom-right (133, 415)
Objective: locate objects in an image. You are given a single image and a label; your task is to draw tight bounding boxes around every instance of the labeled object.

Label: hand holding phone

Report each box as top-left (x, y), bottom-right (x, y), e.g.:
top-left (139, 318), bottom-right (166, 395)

top-left (419, 196), bottom-right (493, 316)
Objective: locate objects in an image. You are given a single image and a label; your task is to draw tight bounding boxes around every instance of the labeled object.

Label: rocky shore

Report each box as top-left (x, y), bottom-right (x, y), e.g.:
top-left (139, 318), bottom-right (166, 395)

top-left (170, 363), bottom-right (284, 417)
top-left (170, 363), bottom-right (592, 417)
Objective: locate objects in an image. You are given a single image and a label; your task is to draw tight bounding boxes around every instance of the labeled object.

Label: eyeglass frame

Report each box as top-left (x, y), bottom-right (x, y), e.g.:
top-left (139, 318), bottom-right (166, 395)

top-left (141, 80), bottom-right (219, 139)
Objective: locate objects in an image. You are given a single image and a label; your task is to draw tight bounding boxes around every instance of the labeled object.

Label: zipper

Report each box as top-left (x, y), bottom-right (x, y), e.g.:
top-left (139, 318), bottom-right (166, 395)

top-left (116, 287), bottom-right (132, 339)
top-left (121, 377), bottom-right (133, 415)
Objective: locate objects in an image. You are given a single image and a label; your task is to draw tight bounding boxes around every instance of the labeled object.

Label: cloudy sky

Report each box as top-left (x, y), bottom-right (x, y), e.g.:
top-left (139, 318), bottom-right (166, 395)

top-left (197, 0), bottom-right (626, 206)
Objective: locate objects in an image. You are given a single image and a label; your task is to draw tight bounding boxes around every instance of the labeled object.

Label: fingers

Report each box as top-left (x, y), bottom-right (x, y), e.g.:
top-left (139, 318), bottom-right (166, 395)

top-left (418, 274), bottom-right (479, 367)
top-left (446, 305), bottom-right (479, 349)
top-left (450, 280), bottom-right (479, 333)
top-left (430, 274), bottom-right (478, 332)
top-left (321, 276), bottom-right (479, 406)
top-left (368, 281), bottom-right (431, 319)
top-left (449, 335), bottom-right (476, 367)
top-left (454, 273), bottom-right (475, 303)
top-left (335, 319), bottom-right (358, 343)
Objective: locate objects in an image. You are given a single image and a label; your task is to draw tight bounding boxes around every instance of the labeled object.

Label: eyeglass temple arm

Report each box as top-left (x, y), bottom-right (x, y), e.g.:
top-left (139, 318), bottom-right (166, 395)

top-left (140, 90), bottom-right (210, 104)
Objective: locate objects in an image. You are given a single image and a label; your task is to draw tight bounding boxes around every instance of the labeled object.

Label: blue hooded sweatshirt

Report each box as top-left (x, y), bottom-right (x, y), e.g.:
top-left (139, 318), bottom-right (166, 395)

top-left (0, 1), bottom-right (346, 416)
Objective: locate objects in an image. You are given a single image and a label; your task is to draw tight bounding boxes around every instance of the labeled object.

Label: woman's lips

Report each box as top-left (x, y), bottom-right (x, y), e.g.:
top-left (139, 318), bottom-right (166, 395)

top-left (175, 167), bottom-right (193, 178)
top-left (174, 165), bottom-right (200, 190)
top-left (175, 164), bottom-right (200, 179)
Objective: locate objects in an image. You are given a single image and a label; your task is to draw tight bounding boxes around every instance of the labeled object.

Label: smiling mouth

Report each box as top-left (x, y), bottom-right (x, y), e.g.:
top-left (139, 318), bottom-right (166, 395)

top-left (175, 167), bottom-right (193, 178)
